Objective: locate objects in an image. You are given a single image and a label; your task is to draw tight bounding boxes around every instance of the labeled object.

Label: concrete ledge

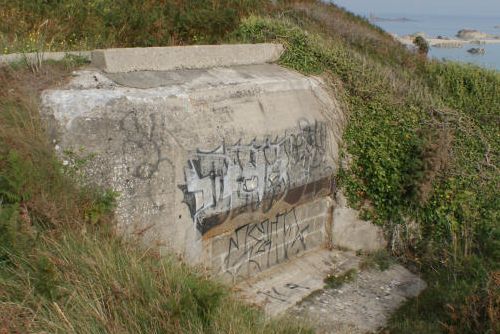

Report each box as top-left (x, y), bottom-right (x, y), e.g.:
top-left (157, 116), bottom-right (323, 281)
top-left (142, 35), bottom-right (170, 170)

top-left (0, 51), bottom-right (91, 65)
top-left (91, 43), bottom-right (284, 73)
top-left (237, 249), bottom-right (360, 316)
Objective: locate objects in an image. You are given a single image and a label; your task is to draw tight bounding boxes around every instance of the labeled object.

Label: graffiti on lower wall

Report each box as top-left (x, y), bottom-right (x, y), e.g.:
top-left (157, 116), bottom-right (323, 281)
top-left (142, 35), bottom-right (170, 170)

top-left (180, 119), bottom-right (331, 234)
top-left (222, 208), bottom-right (310, 280)
top-left (257, 283), bottom-right (311, 303)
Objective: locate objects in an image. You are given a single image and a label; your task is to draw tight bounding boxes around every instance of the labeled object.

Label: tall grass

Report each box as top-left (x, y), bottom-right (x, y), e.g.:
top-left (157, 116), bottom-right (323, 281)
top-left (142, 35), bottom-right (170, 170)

top-left (1, 227), bottom-right (311, 333)
top-left (0, 0), bottom-right (270, 53)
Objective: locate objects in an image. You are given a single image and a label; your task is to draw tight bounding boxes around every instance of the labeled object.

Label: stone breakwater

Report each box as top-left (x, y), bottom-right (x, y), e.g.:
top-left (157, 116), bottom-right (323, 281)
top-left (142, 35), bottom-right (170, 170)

top-left (393, 28), bottom-right (500, 49)
top-left (395, 35), bottom-right (500, 49)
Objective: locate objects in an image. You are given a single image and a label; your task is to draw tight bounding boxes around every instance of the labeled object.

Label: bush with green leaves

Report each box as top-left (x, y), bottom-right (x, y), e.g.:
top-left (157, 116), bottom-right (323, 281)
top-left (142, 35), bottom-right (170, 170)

top-left (413, 36), bottom-right (429, 55)
top-left (233, 10), bottom-right (499, 332)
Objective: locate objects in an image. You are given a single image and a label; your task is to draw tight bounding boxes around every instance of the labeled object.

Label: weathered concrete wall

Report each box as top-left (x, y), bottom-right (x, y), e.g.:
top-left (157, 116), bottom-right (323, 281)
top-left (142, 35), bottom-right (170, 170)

top-left (208, 197), bottom-right (332, 282)
top-left (40, 45), bottom-right (345, 282)
top-left (332, 191), bottom-right (386, 252)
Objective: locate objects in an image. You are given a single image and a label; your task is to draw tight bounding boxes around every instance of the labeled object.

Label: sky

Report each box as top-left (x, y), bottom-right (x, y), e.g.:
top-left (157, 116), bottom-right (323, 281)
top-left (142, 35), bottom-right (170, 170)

top-left (329, 0), bottom-right (500, 17)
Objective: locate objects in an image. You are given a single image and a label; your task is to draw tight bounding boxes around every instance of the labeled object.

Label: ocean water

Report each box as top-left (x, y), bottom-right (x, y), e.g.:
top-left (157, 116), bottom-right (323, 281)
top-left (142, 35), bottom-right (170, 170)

top-left (372, 14), bottom-right (500, 70)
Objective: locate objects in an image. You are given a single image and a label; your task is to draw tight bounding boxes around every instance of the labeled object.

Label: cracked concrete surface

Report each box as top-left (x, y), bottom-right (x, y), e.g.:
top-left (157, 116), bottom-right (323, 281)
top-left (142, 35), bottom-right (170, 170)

top-left (235, 247), bottom-right (426, 333)
top-left (290, 264), bottom-right (426, 334)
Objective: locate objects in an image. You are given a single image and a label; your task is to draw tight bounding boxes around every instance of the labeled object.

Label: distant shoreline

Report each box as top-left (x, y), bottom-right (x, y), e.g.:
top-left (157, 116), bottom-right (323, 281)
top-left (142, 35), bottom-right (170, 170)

top-left (394, 35), bottom-right (500, 48)
top-left (369, 14), bottom-right (413, 23)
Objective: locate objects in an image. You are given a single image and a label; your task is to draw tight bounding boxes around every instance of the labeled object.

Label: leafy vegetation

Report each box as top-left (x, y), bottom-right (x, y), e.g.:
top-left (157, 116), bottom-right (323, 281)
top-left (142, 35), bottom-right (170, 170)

top-left (233, 3), bottom-right (499, 332)
top-left (413, 36), bottom-right (429, 55)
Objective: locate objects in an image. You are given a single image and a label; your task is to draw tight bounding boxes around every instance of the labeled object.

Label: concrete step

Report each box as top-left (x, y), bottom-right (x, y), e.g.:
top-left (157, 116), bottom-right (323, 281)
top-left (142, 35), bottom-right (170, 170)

top-left (290, 264), bottom-right (427, 333)
top-left (235, 248), bottom-right (427, 333)
top-left (234, 248), bottom-right (360, 316)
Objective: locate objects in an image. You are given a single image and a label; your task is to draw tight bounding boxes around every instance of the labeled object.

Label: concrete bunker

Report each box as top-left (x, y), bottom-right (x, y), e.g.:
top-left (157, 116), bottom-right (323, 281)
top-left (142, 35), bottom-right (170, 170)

top-left (41, 44), bottom-right (346, 283)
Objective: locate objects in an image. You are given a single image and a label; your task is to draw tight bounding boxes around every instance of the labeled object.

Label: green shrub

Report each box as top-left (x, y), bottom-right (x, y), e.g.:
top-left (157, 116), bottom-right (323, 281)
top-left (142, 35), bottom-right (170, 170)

top-left (234, 8), bottom-right (498, 332)
top-left (413, 36), bottom-right (429, 55)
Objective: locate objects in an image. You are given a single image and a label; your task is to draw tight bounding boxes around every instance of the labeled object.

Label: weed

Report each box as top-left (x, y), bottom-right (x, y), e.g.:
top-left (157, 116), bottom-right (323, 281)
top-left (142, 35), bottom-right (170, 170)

top-left (0, 0), bottom-right (271, 53)
top-left (324, 269), bottom-right (358, 289)
top-left (360, 250), bottom-right (394, 271)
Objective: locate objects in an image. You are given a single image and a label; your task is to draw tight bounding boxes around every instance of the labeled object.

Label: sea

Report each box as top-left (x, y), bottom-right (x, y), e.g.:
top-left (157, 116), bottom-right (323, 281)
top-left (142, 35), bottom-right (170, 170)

top-left (371, 13), bottom-right (500, 71)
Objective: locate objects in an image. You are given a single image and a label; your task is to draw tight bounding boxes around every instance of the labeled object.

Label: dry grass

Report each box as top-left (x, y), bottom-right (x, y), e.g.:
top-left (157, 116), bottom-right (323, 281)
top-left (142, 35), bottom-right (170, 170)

top-left (0, 60), bottom-right (105, 229)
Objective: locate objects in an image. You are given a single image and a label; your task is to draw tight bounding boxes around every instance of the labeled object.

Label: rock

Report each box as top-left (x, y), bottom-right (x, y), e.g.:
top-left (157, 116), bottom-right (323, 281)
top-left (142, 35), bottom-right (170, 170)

top-left (369, 14), bottom-right (412, 23)
top-left (456, 29), bottom-right (492, 40)
top-left (409, 32), bottom-right (427, 38)
top-left (433, 41), bottom-right (463, 48)
top-left (467, 47), bottom-right (486, 55)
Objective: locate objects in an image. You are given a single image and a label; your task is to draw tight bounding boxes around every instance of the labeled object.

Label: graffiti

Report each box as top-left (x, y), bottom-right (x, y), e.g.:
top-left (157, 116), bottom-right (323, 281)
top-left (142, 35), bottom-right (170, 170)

top-left (222, 208), bottom-right (309, 280)
top-left (180, 119), bottom-right (330, 234)
top-left (257, 283), bottom-right (310, 302)
top-left (120, 110), bottom-right (173, 180)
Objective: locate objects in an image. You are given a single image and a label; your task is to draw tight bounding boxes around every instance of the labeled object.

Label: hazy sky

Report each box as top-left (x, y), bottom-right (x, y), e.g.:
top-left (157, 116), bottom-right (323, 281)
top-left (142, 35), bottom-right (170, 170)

top-left (330, 0), bottom-right (500, 17)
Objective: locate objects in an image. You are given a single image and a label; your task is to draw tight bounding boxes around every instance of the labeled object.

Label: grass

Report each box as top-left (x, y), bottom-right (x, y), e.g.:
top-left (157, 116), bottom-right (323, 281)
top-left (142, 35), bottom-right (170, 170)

top-left (1, 227), bottom-right (311, 333)
top-left (324, 269), bottom-right (357, 289)
top-left (0, 0), bottom-right (270, 54)
top-left (0, 61), bottom-right (311, 334)
top-left (359, 250), bottom-right (394, 271)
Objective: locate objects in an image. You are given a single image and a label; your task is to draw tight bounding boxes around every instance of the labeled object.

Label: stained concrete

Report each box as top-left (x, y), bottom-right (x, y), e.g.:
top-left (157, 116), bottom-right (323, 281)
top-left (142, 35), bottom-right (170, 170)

top-left (91, 44), bottom-right (284, 73)
top-left (291, 264), bottom-right (426, 333)
top-left (40, 55), bottom-right (345, 281)
top-left (38, 46), bottom-right (426, 327)
top-left (332, 191), bottom-right (387, 252)
top-left (236, 247), bottom-right (426, 332)
top-left (236, 249), bottom-right (360, 316)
